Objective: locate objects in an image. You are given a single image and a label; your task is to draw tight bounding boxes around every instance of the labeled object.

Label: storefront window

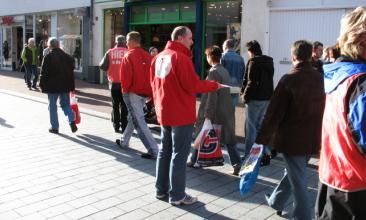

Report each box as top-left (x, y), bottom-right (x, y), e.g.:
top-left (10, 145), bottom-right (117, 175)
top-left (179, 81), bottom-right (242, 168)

top-left (104, 8), bottom-right (124, 52)
top-left (35, 14), bottom-right (51, 49)
top-left (58, 10), bottom-right (83, 71)
top-left (25, 15), bottom-right (34, 41)
top-left (1, 28), bottom-right (12, 68)
top-left (205, 1), bottom-right (242, 52)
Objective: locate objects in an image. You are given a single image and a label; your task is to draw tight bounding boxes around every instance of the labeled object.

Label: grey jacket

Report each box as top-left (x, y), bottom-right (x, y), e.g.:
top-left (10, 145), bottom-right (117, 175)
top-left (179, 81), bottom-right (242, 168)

top-left (195, 64), bottom-right (236, 145)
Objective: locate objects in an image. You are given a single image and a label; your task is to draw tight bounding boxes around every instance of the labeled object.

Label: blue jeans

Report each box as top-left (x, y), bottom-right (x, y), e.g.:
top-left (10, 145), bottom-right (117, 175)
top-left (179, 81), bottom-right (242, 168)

top-left (48, 93), bottom-right (75, 130)
top-left (244, 100), bottom-right (269, 158)
top-left (121, 93), bottom-right (158, 155)
top-left (25, 65), bottom-right (38, 88)
top-left (266, 154), bottom-right (311, 220)
top-left (155, 124), bottom-right (194, 202)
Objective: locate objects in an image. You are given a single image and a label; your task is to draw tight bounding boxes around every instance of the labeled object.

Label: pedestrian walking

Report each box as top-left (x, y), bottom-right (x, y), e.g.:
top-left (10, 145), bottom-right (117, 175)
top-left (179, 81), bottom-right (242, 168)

top-left (221, 39), bottom-right (245, 109)
top-left (187, 45), bottom-right (242, 176)
top-left (21, 38), bottom-right (39, 90)
top-left (151, 26), bottom-right (222, 205)
top-left (315, 7), bottom-right (366, 219)
top-left (39, 37), bottom-right (78, 134)
top-left (256, 40), bottom-right (325, 220)
top-left (311, 41), bottom-right (324, 75)
top-left (115, 31), bottom-right (158, 159)
top-left (99, 35), bottom-right (128, 133)
top-left (240, 40), bottom-right (274, 163)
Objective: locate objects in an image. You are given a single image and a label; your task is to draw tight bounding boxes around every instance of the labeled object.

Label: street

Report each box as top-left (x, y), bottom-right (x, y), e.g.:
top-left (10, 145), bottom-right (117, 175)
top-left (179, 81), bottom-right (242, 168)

top-left (0, 84), bottom-right (318, 220)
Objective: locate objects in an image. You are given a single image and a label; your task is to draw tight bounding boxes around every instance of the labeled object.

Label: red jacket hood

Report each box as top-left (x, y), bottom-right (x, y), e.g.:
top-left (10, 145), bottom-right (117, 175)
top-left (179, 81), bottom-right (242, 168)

top-left (165, 41), bottom-right (192, 58)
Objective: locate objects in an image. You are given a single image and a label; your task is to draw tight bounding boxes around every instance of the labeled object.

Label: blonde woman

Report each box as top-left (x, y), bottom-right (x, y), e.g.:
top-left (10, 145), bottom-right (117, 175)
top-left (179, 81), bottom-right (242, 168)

top-left (316, 7), bottom-right (366, 219)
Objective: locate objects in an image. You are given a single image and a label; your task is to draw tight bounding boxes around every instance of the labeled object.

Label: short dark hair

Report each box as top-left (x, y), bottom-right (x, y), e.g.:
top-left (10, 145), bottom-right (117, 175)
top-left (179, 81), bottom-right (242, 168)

top-left (223, 39), bottom-right (235, 49)
top-left (313, 41), bottom-right (323, 50)
top-left (205, 45), bottom-right (222, 63)
top-left (291, 40), bottom-right (313, 61)
top-left (246, 40), bottom-right (262, 55)
top-left (127, 31), bottom-right (141, 44)
top-left (171, 26), bottom-right (189, 41)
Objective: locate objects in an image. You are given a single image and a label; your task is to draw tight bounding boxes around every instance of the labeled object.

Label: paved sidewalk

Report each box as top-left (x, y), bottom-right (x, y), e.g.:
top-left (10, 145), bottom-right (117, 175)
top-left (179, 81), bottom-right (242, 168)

top-left (0, 70), bottom-right (245, 140)
top-left (0, 71), bottom-right (320, 219)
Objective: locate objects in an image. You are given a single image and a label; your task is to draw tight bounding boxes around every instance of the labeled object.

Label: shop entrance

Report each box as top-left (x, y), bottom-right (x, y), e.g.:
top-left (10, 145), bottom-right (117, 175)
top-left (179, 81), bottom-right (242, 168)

top-left (131, 23), bottom-right (195, 52)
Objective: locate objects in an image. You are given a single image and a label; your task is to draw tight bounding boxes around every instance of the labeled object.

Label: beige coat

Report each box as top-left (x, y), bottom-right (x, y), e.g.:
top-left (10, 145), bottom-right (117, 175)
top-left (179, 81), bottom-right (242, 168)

top-left (195, 64), bottom-right (236, 145)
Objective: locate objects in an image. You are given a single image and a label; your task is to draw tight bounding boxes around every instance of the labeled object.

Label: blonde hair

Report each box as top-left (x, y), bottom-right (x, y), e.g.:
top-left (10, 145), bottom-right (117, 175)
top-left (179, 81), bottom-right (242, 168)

top-left (338, 7), bottom-right (366, 60)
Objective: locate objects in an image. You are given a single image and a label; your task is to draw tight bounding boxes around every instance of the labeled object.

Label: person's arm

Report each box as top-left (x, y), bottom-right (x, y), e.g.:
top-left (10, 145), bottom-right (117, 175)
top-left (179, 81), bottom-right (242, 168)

top-left (348, 76), bottom-right (366, 156)
top-left (176, 55), bottom-right (219, 94)
top-left (255, 76), bottom-right (290, 146)
top-left (242, 59), bottom-right (256, 103)
top-left (204, 69), bottom-right (220, 119)
top-left (39, 54), bottom-right (50, 91)
top-left (99, 51), bottom-right (109, 71)
top-left (120, 55), bottom-right (133, 92)
top-left (21, 48), bottom-right (27, 63)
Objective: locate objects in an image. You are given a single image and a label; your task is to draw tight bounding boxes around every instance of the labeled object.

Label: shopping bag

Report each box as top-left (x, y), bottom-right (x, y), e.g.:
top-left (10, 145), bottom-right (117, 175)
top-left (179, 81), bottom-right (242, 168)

top-left (194, 119), bottom-right (224, 167)
top-left (239, 144), bottom-right (263, 196)
top-left (70, 92), bottom-right (81, 124)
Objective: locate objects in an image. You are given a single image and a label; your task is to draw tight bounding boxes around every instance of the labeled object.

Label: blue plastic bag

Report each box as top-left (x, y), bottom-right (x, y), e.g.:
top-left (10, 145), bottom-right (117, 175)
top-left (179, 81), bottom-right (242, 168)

top-left (239, 144), bottom-right (263, 196)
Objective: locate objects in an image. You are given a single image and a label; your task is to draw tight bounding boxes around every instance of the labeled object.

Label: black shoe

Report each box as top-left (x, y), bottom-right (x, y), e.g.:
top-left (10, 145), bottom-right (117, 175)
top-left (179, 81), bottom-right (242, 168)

top-left (141, 153), bottom-right (156, 159)
top-left (32, 86), bottom-right (38, 90)
top-left (230, 164), bottom-right (241, 176)
top-left (260, 154), bottom-right (271, 166)
top-left (114, 128), bottom-right (120, 133)
top-left (70, 121), bottom-right (78, 133)
top-left (49, 128), bottom-right (59, 134)
top-left (270, 149), bottom-right (278, 159)
top-left (27, 86), bottom-right (32, 90)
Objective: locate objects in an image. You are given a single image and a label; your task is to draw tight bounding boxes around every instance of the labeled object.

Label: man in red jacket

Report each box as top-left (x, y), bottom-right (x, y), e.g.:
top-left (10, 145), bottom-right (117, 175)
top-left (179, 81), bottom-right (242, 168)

top-left (99, 35), bottom-right (128, 133)
top-left (151, 26), bottom-right (222, 205)
top-left (116, 31), bottom-right (158, 159)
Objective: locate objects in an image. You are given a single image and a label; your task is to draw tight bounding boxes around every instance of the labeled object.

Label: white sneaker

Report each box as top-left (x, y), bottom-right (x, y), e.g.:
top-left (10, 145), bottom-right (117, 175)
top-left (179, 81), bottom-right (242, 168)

top-left (170, 194), bottom-right (197, 205)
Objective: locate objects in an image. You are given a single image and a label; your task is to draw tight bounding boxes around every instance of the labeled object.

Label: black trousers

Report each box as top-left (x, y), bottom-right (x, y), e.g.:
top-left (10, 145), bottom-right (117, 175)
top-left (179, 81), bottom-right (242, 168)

top-left (315, 182), bottom-right (366, 220)
top-left (111, 84), bottom-right (127, 131)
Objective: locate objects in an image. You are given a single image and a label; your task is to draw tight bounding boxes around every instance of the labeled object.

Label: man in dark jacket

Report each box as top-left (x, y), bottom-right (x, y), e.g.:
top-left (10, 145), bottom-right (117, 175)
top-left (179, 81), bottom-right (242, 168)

top-left (311, 41), bottom-right (324, 75)
top-left (256, 40), bottom-right (325, 220)
top-left (240, 40), bottom-right (274, 159)
top-left (39, 37), bottom-right (77, 134)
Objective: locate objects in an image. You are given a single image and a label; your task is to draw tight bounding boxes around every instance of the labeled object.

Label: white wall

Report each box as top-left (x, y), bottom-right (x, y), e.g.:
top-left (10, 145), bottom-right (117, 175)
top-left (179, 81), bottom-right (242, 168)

top-left (0, 0), bottom-right (90, 16)
top-left (241, 0), bottom-right (270, 60)
top-left (271, 0), bottom-right (365, 8)
top-left (92, 1), bottom-right (123, 66)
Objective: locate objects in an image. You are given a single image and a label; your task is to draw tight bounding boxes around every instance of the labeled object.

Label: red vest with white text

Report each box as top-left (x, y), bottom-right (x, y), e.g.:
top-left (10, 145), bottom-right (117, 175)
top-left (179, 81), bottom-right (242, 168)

top-left (320, 73), bottom-right (366, 192)
top-left (107, 47), bottom-right (127, 83)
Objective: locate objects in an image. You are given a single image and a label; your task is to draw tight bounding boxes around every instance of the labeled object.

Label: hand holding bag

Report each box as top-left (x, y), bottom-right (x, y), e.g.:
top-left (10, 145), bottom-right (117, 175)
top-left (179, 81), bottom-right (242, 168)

top-left (239, 143), bottom-right (263, 196)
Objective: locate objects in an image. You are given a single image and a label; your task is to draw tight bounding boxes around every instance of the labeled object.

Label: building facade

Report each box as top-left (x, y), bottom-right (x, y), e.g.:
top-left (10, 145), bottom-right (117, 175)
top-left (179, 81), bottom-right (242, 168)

top-left (92, 0), bottom-right (244, 83)
top-left (242, 0), bottom-right (364, 85)
top-left (0, 0), bottom-right (91, 79)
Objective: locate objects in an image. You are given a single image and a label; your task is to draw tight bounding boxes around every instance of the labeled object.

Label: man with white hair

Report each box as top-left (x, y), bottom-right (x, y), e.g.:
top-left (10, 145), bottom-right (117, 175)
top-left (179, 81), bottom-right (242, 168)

top-left (39, 37), bottom-right (77, 134)
top-left (21, 38), bottom-right (38, 90)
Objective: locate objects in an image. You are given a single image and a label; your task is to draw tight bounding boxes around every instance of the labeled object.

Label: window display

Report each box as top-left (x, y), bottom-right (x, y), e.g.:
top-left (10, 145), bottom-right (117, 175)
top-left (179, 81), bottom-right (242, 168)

top-left (205, 1), bottom-right (242, 52)
top-left (104, 8), bottom-right (124, 52)
top-left (58, 10), bottom-right (83, 71)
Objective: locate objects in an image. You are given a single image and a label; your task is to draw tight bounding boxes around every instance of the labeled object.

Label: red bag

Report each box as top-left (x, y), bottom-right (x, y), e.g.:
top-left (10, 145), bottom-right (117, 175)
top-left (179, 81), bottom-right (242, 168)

top-left (70, 92), bottom-right (81, 124)
top-left (194, 119), bottom-right (224, 167)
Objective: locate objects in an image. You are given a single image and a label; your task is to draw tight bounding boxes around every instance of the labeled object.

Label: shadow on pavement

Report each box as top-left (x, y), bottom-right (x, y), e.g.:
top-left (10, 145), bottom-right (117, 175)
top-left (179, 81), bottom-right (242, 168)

top-left (55, 131), bottom-right (283, 219)
top-left (0, 117), bottom-right (15, 128)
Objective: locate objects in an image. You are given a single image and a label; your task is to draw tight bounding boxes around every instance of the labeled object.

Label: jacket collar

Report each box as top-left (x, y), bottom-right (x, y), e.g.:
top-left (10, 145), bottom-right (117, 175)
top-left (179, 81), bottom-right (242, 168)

top-left (165, 41), bottom-right (192, 58)
top-left (293, 61), bottom-right (312, 71)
